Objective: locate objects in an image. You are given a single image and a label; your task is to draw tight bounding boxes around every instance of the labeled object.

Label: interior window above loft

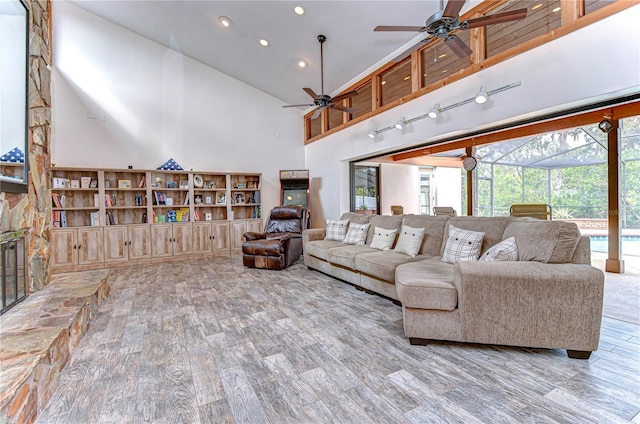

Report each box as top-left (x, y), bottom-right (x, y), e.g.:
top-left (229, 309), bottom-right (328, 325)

top-left (308, 114), bottom-right (321, 139)
top-left (585, 0), bottom-right (617, 15)
top-left (351, 81), bottom-right (372, 119)
top-left (422, 36), bottom-right (471, 88)
top-left (486, 0), bottom-right (561, 58)
top-left (381, 59), bottom-right (412, 106)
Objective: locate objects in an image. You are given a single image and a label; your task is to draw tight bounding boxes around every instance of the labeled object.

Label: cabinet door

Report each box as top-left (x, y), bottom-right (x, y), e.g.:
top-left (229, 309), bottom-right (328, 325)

top-left (104, 226), bottom-right (128, 263)
top-left (51, 228), bottom-right (78, 267)
top-left (172, 223), bottom-right (192, 256)
top-left (212, 222), bottom-right (230, 253)
top-left (192, 222), bottom-right (212, 253)
top-left (230, 221), bottom-right (247, 251)
top-left (128, 224), bottom-right (151, 260)
top-left (77, 227), bottom-right (103, 265)
top-left (150, 224), bottom-right (173, 257)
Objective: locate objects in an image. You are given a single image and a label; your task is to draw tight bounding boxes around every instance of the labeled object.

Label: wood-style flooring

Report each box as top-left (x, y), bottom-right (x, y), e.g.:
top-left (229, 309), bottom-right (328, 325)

top-left (36, 257), bottom-right (640, 423)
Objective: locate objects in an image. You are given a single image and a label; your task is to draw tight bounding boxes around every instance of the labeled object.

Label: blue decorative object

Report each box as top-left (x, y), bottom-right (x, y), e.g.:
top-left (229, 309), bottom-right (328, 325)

top-left (0, 147), bottom-right (25, 163)
top-left (157, 158), bottom-right (183, 171)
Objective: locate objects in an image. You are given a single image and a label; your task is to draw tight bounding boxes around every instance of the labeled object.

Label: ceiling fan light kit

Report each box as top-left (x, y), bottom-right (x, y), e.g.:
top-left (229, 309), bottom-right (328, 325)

top-left (365, 81), bottom-right (521, 139)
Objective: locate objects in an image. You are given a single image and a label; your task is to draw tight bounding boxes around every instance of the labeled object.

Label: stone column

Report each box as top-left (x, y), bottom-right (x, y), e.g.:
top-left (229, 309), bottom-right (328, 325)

top-left (27, 0), bottom-right (52, 291)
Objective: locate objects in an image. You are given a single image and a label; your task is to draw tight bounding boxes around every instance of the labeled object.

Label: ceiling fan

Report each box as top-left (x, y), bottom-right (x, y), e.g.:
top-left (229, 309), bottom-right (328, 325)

top-left (283, 35), bottom-right (358, 119)
top-left (374, 0), bottom-right (527, 61)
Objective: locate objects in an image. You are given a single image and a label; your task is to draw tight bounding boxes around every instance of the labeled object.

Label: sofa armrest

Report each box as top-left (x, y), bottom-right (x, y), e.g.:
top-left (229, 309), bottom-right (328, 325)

top-left (303, 228), bottom-right (326, 245)
top-left (454, 261), bottom-right (604, 351)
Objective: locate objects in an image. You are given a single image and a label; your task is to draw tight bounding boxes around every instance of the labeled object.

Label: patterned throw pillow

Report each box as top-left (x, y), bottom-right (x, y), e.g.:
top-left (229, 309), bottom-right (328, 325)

top-left (370, 227), bottom-right (397, 250)
top-left (343, 222), bottom-right (371, 245)
top-left (442, 225), bottom-right (485, 263)
top-left (325, 219), bottom-right (349, 241)
top-left (394, 225), bottom-right (425, 257)
top-left (480, 237), bottom-right (518, 262)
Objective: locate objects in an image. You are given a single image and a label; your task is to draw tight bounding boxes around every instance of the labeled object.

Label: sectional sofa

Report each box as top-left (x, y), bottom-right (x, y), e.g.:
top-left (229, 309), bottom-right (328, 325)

top-left (302, 212), bottom-right (604, 359)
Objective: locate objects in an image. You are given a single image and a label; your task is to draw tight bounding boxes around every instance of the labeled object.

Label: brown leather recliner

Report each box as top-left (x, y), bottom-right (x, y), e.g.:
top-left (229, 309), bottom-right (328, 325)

top-left (242, 205), bottom-right (309, 270)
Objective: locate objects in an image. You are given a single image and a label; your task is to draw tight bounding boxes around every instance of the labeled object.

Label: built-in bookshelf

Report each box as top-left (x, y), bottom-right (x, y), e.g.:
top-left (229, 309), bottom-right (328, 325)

top-left (51, 168), bottom-right (101, 228)
top-left (0, 162), bottom-right (24, 180)
top-left (49, 167), bottom-right (263, 272)
top-left (49, 167), bottom-right (262, 227)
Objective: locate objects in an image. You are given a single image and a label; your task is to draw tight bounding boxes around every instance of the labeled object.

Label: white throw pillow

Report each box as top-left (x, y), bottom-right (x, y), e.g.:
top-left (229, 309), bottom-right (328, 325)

top-left (442, 225), bottom-right (485, 263)
top-left (480, 237), bottom-right (518, 262)
top-left (343, 222), bottom-right (370, 245)
top-left (393, 225), bottom-right (425, 257)
top-left (370, 227), bottom-right (397, 250)
top-left (325, 219), bottom-right (349, 241)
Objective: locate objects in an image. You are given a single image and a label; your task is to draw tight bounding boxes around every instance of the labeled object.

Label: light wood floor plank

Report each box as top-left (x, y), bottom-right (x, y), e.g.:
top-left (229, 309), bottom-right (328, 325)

top-left (34, 257), bottom-right (640, 424)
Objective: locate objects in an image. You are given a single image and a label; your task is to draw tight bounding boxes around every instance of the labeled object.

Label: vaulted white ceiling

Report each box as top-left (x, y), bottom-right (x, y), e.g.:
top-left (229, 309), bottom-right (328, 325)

top-left (68, 0), bottom-right (480, 108)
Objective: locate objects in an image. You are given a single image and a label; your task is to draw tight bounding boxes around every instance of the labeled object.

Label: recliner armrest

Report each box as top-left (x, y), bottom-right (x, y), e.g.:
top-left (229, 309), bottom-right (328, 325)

top-left (244, 232), bottom-right (266, 241)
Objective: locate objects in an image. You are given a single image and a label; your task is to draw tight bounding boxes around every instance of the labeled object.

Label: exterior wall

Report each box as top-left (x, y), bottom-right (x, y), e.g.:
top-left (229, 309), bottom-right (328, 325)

top-left (305, 5), bottom-right (640, 228)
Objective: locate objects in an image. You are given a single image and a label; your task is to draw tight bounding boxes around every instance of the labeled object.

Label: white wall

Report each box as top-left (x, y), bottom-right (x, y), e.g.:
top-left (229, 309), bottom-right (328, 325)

top-left (433, 167), bottom-right (462, 215)
top-left (380, 163), bottom-right (420, 215)
top-left (306, 5), bottom-right (640, 227)
top-left (1, 12), bottom-right (27, 153)
top-left (51, 1), bottom-right (304, 217)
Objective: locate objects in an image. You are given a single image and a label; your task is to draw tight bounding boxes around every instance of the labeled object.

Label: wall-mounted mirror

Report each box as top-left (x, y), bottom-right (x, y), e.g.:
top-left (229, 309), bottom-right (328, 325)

top-left (0, 0), bottom-right (29, 193)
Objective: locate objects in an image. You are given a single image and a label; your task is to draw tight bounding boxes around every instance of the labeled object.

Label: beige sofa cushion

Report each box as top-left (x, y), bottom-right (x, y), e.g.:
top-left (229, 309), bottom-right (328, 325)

top-left (305, 240), bottom-right (345, 261)
top-left (502, 219), bottom-right (580, 263)
top-left (354, 251), bottom-right (427, 283)
top-left (326, 245), bottom-right (377, 269)
top-left (340, 212), bottom-right (372, 224)
top-left (365, 215), bottom-right (404, 244)
top-left (401, 215), bottom-right (449, 257)
top-left (441, 217), bottom-right (511, 257)
top-left (395, 258), bottom-right (457, 310)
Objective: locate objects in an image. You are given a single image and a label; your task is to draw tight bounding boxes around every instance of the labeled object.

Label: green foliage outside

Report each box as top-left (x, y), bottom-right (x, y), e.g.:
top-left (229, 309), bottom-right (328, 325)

top-left (461, 117), bottom-right (640, 227)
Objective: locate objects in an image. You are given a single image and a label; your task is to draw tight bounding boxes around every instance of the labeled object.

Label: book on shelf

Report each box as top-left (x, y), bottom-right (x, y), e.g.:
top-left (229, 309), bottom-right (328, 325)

top-left (60, 195), bottom-right (66, 207)
top-left (52, 211), bottom-right (61, 227)
top-left (142, 212), bottom-right (147, 223)
top-left (60, 211), bottom-right (67, 227)
top-left (52, 193), bottom-right (62, 208)
top-left (94, 193), bottom-right (99, 208)
top-left (90, 211), bottom-right (100, 226)
top-left (106, 211), bottom-right (116, 225)
top-left (138, 175), bottom-right (146, 188)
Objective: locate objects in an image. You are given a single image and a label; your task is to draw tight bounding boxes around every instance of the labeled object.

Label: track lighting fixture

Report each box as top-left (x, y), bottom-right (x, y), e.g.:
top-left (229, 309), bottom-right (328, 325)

top-left (428, 103), bottom-right (440, 119)
top-left (474, 86), bottom-right (488, 104)
top-left (395, 117), bottom-right (407, 130)
top-left (218, 16), bottom-right (232, 28)
top-left (363, 81), bottom-right (521, 139)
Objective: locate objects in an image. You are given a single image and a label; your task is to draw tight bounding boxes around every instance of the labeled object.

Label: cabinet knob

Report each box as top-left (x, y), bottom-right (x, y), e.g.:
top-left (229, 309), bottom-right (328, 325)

top-left (73, 244), bottom-right (77, 249)
top-left (78, 244), bottom-right (82, 249)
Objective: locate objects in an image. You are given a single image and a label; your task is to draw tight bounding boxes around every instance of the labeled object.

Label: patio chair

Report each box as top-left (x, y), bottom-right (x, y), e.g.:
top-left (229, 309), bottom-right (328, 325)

top-left (433, 206), bottom-right (457, 217)
top-left (509, 203), bottom-right (552, 220)
top-left (391, 205), bottom-right (404, 215)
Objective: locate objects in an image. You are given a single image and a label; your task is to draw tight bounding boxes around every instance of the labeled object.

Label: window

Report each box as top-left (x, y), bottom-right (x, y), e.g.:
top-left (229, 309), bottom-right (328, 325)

top-left (419, 170), bottom-right (432, 215)
top-left (380, 59), bottom-right (412, 106)
top-left (351, 81), bottom-right (372, 119)
top-left (0, 0), bottom-right (29, 193)
top-left (352, 165), bottom-right (379, 214)
top-left (422, 36), bottom-right (471, 88)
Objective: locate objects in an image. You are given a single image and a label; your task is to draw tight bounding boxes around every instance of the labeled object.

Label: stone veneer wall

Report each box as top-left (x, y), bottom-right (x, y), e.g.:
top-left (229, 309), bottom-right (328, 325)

top-left (0, 0), bottom-right (52, 292)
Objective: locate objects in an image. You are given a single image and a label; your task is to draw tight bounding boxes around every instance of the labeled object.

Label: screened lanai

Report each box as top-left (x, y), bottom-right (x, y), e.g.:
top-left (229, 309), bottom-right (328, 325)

top-left (472, 116), bottom-right (640, 255)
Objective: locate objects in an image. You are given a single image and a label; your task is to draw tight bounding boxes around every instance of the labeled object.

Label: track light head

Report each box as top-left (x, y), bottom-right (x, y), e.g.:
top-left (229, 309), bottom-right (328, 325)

top-left (428, 103), bottom-right (440, 119)
top-left (394, 117), bottom-right (406, 130)
top-left (475, 86), bottom-right (488, 104)
top-left (368, 128), bottom-right (378, 139)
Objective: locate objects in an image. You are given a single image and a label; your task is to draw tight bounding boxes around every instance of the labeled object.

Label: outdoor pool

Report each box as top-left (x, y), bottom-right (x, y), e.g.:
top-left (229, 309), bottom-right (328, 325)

top-left (589, 236), bottom-right (640, 256)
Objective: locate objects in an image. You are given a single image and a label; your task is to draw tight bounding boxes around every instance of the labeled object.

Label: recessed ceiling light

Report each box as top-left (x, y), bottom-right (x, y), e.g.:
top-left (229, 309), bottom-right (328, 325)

top-left (381, 80), bottom-right (386, 85)
top-left (218, 16), bottom-right (232, 28)
top-left (298, 60), bottom-right (307, 68)
top-left (438, 53), bottom-right (447, 58)
top-left (294, 6), bottom-right (305, 15)
top-left (258, 38), bottom-right (269, 47)
top-left (442, 69), bottom-right (448, 73)
top-left (531, 3), bottom-right (544, 10)
top-left (403, 75), bottom-right (411, 81)
top-left (552, 6), bottom-right (561, 12)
